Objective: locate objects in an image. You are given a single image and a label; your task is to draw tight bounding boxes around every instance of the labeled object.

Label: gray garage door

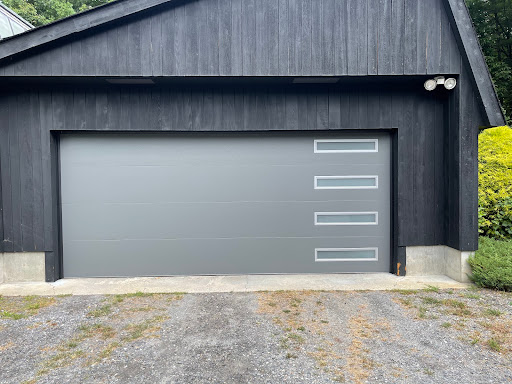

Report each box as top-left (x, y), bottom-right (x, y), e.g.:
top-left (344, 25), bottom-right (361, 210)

top-left (60, 132), bottom-right (391, 277)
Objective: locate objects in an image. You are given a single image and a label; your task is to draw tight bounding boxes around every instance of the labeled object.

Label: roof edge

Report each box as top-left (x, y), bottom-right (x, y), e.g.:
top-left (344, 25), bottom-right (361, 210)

top-left (443, 0), bottom-right (506, 126)
top-left (0, 0), bottom-right (174, 62)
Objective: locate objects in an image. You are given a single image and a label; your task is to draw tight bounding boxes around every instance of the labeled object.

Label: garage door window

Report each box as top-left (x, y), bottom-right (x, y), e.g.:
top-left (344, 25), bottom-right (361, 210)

top-left (314, 176), bottom-right (378, 189)
top-left (314, 139), bottom-right (378, 153)
top-left (315, 248), bottom-right (378, 261)
top-left (315, 212), bottom-right (378, 225)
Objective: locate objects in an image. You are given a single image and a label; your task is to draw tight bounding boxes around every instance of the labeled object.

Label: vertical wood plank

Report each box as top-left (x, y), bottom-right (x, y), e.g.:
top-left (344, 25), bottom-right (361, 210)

top-left (8, 95), bottom-right (22, 251)
top-left (140, 15), bottom-right (153, 77)
top-left (127, 20), bottom-right (142, 76)
top-left (334, 0), bottom-right (348, 76)
top-left (16, 92), bottom-right (35, 251)
top-left (150, 12), bottom-right (163, 76)
top-left (416, 0), bottom-right (427, 74)
top-left (426, 0), bottom-right (441, 74)
top-left (322, 0), bottom-right (335, 74)
top-left (219, 0), bottom-right (233, 75)
top-left (174, 6), bottom-right (186, 76)
top-left (0, 95), bottom-right (13, 252)
top-left (242, 0), bottom-right (256, 75)
top-left (404, 0), bottom-right (417, 74)
top-left (300, 0), bottom-right (312, 74)
top-left (378, 0), bottom-right (392, 75)
top-left (391, 0), bottom-right (405, 74)
top-left (231, 0), bottom-right (243, 75)
top-left (278, 0), bottom-right (288, 75)
top-left (185, 1), bottom-right (200, 75)
top-left (30, 92), bottom-right (44, 250)
top-left (354, 0), bottom-right (368, 75)
top-left (40, 93), bottom-right (54, 251)
top-left (367, 0), bottom-right (379, 75)
top-left (311, 0), bottom-right (321, 74)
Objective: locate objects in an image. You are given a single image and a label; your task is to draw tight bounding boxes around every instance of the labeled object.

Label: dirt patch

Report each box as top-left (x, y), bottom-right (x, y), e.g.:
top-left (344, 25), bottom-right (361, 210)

top-left (0, 295), bottom-right (56, 320)
top-left (392, 287), bottom-right (512, 354)
top-left (21, 292), bottom-right (184, 384)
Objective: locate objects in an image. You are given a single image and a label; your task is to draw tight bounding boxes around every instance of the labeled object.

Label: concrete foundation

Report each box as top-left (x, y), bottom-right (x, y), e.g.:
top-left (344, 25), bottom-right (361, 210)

top-left (406, 246), bottom-right (473, 283)
top-left (0, 252), bottom-right (46, 283)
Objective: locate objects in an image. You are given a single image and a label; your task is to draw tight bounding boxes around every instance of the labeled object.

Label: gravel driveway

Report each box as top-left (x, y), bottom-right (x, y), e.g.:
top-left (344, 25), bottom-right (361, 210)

top-left (1, 288), bottom-right (511, 384)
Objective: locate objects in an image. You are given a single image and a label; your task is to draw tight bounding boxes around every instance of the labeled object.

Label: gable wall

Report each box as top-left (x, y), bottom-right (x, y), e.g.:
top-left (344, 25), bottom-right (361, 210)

top-left (0, 0), bottom-right (462, 77)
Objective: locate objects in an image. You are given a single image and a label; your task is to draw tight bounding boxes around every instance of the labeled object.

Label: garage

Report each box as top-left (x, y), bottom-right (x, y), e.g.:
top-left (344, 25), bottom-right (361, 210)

top-left (60, 132), bottom-right (391, 277)
top-left (0, 0), bottom-right (505, 283)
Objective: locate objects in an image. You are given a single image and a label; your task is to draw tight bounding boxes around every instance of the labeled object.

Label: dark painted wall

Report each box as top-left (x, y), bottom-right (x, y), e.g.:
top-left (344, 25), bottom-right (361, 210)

top-left (0, 78), bottom-right (485, 273)
top-left (0, 0), bottom-right (461, 77)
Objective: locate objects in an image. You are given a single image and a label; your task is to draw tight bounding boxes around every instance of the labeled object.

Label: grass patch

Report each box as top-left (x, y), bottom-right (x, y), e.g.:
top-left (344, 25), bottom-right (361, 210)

top-left (483, 308), bottom-right (502, 317)
top-left (469, 237), bottom-right (512, 291)
top-left (423, 285), bottom-right (440, 293)
top-left (0, 295), bottom-right (56, 320)
top-left (87, 304), bottom-right (112, 318)
top-left (418, 307), bottom-right (428, 319)
top-left (123, 315), bottom-right (168, 342)
top-left (422, 297), bottom-right (443, 305)
top-left (390, 289), bottom-right (418, 295)
top-left (488, 338), bottom-right (502, 352)
top-left (464, 293), bottom-right (481, 299)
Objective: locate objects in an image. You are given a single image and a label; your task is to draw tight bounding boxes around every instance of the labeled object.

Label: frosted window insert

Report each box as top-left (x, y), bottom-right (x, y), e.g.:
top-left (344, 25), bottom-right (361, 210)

top-left (314, 139), bottom-right (378, 153)
top-left (315, 212), bottom-right (378, 225)
top-left (315, 248), bottom-right (378, 261)
top-left (315, 176), bottom-right (378, 189)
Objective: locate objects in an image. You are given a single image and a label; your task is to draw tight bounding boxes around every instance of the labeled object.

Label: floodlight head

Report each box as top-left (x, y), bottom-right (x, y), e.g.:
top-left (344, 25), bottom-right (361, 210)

top-left (424, 79), bottom-right (437, 91)
top-left (444, 78), bottom-right (457, 90)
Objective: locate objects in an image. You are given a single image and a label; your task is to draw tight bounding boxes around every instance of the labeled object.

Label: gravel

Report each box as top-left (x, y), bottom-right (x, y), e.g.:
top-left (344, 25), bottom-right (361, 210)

top-left (0, 289), bottom-right (511, 384)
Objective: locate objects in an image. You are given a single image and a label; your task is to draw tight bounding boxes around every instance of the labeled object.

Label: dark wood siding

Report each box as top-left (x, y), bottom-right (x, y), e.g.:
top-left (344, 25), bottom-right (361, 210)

top-left (0, 0), bottom-right (461, 77)
top-left (0, 84), bottom-right (454, 259)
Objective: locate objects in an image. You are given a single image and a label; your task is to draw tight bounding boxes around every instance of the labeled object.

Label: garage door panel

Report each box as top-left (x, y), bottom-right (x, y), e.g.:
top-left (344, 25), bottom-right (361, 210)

top-left (64, 237), bottom-right (389, 277)
top-left (61, 132), bottom-right (391, 277)
top-left (62, 200), bottom-right (388, 240)
top-left (61, 164), bottom-right (389, 204)
top-left (62, 134), bottom-right (389, 166)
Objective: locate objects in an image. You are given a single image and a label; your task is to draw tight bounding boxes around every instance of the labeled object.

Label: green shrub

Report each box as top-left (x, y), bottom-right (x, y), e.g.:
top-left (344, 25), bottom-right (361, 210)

top-left (479, 126), bottom-right (512, 239)
top-left (468, 237), bottom-right (512, 291)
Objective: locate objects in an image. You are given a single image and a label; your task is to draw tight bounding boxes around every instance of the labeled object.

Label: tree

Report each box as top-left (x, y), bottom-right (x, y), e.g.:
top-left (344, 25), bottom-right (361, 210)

top-left (2, 0), bottom-right (112, 27)
top-left (467, 0), bottom-right (512, 123)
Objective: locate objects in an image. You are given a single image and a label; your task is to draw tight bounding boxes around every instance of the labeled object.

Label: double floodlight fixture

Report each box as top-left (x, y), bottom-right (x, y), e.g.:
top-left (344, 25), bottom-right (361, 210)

top-left (424, 76), bottom-right (457, 91)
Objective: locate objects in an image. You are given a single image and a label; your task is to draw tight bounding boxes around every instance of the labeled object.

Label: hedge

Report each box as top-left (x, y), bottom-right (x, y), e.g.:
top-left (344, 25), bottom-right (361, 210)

top-left (478, 126), bottom-right (512, 240)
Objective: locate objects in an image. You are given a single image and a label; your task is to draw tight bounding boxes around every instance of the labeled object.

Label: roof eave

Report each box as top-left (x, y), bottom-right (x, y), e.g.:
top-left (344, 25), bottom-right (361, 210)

top-left (443, 0), bottom-right (506, 127)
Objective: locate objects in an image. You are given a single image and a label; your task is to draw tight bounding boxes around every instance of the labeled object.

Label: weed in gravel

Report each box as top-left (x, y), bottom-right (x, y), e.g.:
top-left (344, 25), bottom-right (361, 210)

top-left (441, 322), bottom-right (452, 328)
top-left (424, 285), bottom-right (440, 293)
top-left (98, 342), bottom-right (121, 359)
top-left (123, 315), bottom-right (168, 341)
top-left (488, 338), bottom-right (501, 352)
top-left (422, 297), bottom-right (443, 305)
top-left (37, 349), bottom-right (85, 376)
top-left (390, 289), bottom-right (418, 295)
top-left (297, 326), bottom-right (306, 331)
top-left (424, 368), bottom-right (434, 376)
top-left (287, 333), bottom-right (305, 344)
top-left (286, 352), bottom-right (298, 359)
top-left (418, 307), bottom-right (428, 319)
top-left (282, 309), bottom-right (291, 313)
top-left (483, 308), bottom-right (502, 317)
top-left (0, 296), bottom-right (56, 320)
top-left (87, 304), bottom-right (112, 318)
top-left (464, 293), bottom-right (482, 299)
top-left (1, 311), bottom-right (25, 320)
top-left (397, 298), bottom-right (413, 308)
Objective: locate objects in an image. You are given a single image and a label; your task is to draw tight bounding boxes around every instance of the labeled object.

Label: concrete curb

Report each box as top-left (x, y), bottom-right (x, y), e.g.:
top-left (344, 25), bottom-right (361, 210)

top-left (0, 273), bottom-right (471, 296)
